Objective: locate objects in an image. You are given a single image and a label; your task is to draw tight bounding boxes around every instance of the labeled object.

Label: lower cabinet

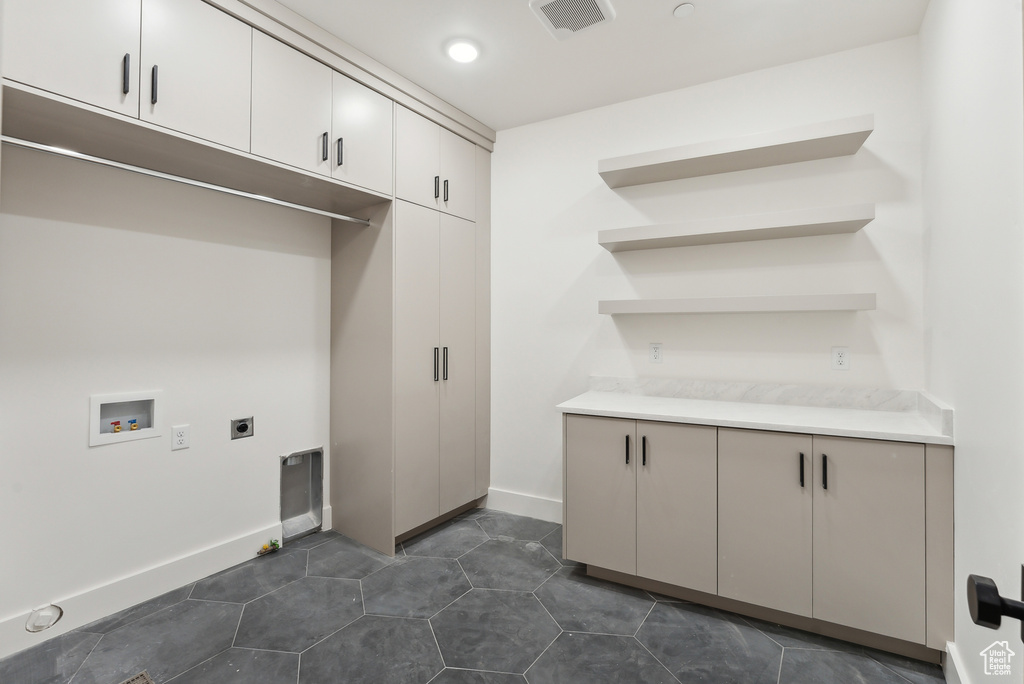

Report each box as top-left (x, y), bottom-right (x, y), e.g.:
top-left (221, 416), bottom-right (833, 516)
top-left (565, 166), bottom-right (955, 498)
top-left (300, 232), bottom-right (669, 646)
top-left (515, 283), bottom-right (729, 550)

top-left (564, 415), bottom-right (717, 593)
top-left (564, 414), bottom-right (942, 649)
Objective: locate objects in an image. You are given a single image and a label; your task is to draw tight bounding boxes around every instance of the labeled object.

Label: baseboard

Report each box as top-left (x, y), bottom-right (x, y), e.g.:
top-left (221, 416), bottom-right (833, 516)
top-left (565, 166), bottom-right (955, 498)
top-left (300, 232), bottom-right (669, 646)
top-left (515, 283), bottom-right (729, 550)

top-left (944, 641), bottom-right (967, 684)
top-left (485, 487), bottom-right (562, 523)
top-left (322, 504), bottom-right (333, 530)
top-left (0, 522), bottom-right (281, 660)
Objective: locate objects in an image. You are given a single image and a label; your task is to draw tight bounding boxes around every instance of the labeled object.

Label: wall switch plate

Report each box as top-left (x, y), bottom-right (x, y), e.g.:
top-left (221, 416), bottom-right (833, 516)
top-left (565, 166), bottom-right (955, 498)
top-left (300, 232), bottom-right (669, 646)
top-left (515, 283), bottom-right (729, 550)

top-left (172, 424), bottom-right (190, 450)
top-left (649, 343), bottom-right (663, 364)
top-left (831, 346), bottom-right (850, 370)
top-left (231, 417), bottom-right (253, 440)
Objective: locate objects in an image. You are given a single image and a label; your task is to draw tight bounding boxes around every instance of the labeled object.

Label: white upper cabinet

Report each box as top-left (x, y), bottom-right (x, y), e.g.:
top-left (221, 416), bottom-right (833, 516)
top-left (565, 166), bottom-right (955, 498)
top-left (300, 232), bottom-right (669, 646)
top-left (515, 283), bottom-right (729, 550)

top-left (2, 0), bottom-right (142, 117)
top-left (140, 0), bottom-right (252, 152)
top-left (332, 72), bottom-right (394, 195)
top-left (251, 31), bottom-right (333, 176)
top-left (396, 106), bottom-right (476, 221)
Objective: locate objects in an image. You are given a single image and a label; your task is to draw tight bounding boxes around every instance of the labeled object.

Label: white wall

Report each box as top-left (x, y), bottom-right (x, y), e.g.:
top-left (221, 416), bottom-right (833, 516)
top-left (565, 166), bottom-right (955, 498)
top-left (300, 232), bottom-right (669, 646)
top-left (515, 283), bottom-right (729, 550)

top-left (0, 146), bottom-right (331, 656)
top-left (920, 1), bottom-right (1024, 682)
top-left (490, 37), bottom-right (925, 519)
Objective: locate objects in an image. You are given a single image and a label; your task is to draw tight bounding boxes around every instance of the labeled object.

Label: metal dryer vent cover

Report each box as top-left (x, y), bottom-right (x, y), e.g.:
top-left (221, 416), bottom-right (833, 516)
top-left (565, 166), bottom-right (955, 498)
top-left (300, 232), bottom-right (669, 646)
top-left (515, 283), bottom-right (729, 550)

top-left (529, 0), bottom-right (616, 40)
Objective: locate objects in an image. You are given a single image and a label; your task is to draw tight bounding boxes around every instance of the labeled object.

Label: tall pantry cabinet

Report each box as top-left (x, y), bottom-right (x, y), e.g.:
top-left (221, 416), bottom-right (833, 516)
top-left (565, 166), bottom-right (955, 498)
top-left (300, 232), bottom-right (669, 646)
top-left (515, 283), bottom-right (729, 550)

top-left (331, 110), bottom-right (488, 555)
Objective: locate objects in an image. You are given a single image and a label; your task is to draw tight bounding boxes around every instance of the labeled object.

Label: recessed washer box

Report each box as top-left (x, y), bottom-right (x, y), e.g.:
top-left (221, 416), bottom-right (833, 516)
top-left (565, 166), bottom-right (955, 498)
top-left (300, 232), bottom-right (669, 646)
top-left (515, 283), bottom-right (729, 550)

top-left (89, 391), bottom-right (163, 447)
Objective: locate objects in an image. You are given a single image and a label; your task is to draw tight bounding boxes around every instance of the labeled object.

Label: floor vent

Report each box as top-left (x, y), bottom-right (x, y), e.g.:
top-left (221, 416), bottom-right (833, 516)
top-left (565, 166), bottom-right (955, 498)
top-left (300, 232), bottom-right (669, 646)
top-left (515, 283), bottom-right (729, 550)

top-left (118, 673), bottom-right (155, 684)
top-left (529, 0), bottom-right (615, 40)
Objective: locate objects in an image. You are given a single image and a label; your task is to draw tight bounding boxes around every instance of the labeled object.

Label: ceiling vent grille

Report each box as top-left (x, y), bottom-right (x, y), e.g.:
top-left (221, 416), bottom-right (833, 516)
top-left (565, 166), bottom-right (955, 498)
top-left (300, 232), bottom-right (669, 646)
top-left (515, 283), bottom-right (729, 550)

top-left (529, 0), bottom-right (616, 40)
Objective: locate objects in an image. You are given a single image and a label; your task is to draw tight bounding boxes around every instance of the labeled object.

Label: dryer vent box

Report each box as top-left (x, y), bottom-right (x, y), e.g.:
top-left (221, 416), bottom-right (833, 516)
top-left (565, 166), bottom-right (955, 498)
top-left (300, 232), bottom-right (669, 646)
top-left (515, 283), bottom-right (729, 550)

top-left (529, 0), bottom-right (616, 40)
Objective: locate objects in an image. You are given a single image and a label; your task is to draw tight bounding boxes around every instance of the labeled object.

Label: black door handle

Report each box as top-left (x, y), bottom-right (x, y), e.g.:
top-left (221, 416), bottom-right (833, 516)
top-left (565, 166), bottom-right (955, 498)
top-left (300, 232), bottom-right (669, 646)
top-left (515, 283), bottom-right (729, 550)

top-left (336, 137), bottom-right (344, 166)
top-left (821, 454), bottom-right (828, 490)
top-left (150, 65), bottom-right (158, 105)
top-left (624, 435), bottom-right (629, 465)
top-left (443, 347), bottom-right (448, 381)
top-left (433, 347), bottom-right (439, 382)
top-left (434, 175), bottom-right (440, 199)
top-left (122, 53), bottom-right (131, 95)
top-left (641, 435), bottom-right (647, 466)
top-left (968, 572), bottom-right (1024, 641)
top-left (443, 179), bottom-right (449, 202)
top-left (322, 132), bottom-right (329, 162)
top-left (799, 452), bottom-right (805, 488)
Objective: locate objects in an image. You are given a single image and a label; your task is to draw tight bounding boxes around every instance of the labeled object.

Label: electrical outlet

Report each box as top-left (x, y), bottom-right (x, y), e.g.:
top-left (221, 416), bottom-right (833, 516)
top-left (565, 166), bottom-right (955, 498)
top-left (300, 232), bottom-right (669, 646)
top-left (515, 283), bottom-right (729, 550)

top-left (231, 417), bottom-right (253, 440)
top-left (831, 346), bottom-right (850, 371)
top-left (649, 343), bottom-right (663, 364)
top-left (172, 424), bottom-right (190, 451)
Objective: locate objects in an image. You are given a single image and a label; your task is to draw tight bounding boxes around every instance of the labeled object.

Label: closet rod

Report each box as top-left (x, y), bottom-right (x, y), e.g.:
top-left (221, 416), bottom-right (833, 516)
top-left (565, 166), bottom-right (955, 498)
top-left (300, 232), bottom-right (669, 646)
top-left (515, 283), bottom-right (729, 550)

top-left (0, 136), bottom-right (372, 227)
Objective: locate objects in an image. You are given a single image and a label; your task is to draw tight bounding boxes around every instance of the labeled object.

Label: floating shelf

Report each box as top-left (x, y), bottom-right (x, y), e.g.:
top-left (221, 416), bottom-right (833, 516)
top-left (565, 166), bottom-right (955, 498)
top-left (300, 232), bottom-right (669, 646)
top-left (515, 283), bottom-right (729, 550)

top-left (599, 204), bottom-right (875, 252)
top-left (598, 293), bottom-right (876, 315)
top-left (598, 114), bottom-right (874, 189)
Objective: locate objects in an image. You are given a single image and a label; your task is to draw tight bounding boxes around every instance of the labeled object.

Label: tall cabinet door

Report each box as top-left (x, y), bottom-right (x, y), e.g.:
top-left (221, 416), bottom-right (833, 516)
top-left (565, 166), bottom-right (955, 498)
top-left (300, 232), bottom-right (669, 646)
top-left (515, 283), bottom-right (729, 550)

top-left (438, 214), bottom-right (477, 513)
top-left (2, 0), bottom-right (142, 117)
top-left (395, 106), bottom-right (441, 210)
top-left (251, 31), bottom-right (333, 175)
top-left (813, 436), bottom-right (926, 643)
top-left (564, 415), bottom-right (636, 575)
top-left (636, 421), bottom-right (717, 594)
top-left (140, 0), bottom-right (251, 151)
top-left (394, 201), bottom-right (441, 535)
top-left (718, 429), bottom-right (813, 616)
top-left (332, 72), bottom-right (394, 195)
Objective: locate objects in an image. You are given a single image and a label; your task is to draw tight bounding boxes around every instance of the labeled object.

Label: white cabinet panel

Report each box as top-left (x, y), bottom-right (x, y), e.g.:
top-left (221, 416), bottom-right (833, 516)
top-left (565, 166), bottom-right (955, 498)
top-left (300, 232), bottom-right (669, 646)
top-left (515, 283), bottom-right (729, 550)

top-left (2, 0), bottom-right (142, 117)
top-left (332, 72), bottom-right (394, 195)
top-left (396, 105), bottom-right (476, 221)
top-left (251, 31), bottom-right (333, 175)
top-left (140, 0), bottom-right (251, 151)
top-left (439, 131), bottom-right (475, 220)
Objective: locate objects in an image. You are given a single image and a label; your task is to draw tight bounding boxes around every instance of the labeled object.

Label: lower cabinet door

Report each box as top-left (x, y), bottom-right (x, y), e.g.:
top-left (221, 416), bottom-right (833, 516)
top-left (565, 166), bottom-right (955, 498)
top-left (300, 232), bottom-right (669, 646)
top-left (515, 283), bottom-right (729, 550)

top-left (812, 436), bottom-right (926, 643)
top-left (636, 421), bottom-right (718, 593)
top-left (718, 428), bottom-right (813, 616)
top-left (564, 414), bottom-right (636, 575)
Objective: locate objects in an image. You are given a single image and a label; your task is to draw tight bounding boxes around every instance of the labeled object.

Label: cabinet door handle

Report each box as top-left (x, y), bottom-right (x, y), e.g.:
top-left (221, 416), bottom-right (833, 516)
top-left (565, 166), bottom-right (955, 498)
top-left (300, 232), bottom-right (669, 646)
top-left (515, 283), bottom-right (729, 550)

top-left (822, 454), bottom-right (828, 490)
top-left (122, 53), bottom-right (131, 95)
top-left (641, 435), bottom-right (647, 466)
top-left (625, 435), bottom-right (630, 465)
top-left (443, 179), bottom-right (449, 202)
top-left (322, 132), bottom-right (329, 162)
top-left (434, 175), bottom-right (440, 199)
top-left (799, 452), bottom-right (805, 488)
top-left (336, 137), bottom-right (344, 166)
top-left (150, 65), bottom-right (158, 105)
top-left (443, 346), bottom-right (449, 381)
top-left (433, 347), bottom-right (439, 382)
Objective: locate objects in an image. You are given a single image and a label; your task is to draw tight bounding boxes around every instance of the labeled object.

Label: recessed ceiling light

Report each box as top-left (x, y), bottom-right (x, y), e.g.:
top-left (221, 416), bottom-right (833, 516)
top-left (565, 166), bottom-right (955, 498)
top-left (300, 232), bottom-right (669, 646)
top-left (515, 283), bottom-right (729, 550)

top-left (447, 40), bottom-right (479, 63)
top-left (673, 3), bottom-right (695, 19)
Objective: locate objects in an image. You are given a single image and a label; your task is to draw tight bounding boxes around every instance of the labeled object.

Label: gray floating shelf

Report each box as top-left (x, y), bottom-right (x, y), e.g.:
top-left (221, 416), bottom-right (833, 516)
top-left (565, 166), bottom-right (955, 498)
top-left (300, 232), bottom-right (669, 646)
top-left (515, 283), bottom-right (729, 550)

top-left (598, 114), bottom-right (874, 189)
top-left (598, 293), bottom-right (877, 315)
top-left (599, 204), bottom-right (875, 252)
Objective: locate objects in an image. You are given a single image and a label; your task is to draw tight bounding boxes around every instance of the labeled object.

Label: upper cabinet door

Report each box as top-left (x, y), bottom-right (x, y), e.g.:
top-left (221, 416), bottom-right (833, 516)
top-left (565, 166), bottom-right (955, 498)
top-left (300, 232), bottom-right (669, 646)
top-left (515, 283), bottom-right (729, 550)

top-left (2, 0), bottom-right (142, 117)
top-left (395, 105), bottom-right (441, 210)
top-left (140, 0), bottom-right (251, 151)
top-left (251, 32), bottom-right (333, 176)
top-left (331, 73), bottom-right (394, 195)
top-left (439, 130), bottom-right (475, 222)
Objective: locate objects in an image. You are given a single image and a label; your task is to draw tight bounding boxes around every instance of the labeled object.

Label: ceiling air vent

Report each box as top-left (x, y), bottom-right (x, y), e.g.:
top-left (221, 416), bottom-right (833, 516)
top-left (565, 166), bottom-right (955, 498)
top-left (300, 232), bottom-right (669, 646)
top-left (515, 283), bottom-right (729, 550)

top-left (529, 0), bottom-right (616, 40)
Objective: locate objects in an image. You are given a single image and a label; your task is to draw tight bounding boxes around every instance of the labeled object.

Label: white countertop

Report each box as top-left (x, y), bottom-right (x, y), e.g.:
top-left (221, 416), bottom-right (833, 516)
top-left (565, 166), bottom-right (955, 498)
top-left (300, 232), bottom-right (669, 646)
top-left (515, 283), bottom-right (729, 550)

top-left (557, 391), bottom-right (953, 445)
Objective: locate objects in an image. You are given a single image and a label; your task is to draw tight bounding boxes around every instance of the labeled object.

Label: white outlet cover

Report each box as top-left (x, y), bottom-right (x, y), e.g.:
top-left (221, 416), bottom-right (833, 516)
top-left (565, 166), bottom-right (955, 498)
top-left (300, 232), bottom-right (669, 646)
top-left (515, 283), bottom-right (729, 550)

top-left (172, 424), bottom-right (190, 450)
top-left (649, 343), bottom-right (663, 364)
top-left (831, 346), bottom-right (850, 371)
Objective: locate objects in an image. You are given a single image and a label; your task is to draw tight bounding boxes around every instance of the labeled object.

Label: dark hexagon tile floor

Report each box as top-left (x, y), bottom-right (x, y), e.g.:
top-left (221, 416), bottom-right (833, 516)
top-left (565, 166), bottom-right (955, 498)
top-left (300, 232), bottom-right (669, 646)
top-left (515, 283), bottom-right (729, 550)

top-left (0, 509), bottom-right (945, 684)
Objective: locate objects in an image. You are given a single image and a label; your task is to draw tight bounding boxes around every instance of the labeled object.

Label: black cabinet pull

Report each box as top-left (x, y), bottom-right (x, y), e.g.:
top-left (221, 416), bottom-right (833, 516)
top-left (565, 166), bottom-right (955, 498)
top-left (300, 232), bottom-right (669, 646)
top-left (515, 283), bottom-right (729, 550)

top-left (336, 137), bottom-right (344, 166)
top-left (799, 452), bottom-right (805, 488)
top-left (443, 179), bottom-right (449, 202)
top-left (642, 435), bottom-right (647, 466)
top-left (443, 347), bottom-right (449, 381)
top-left (122, 53), bottom-right (131, 95)
top-left (322, 132), bottom-right (329, 162)
top-left (434, 175), bottom-right (440, 199)
top-left (433, 347), bottom-right (439, 382)
top-left (625, 435), bottom-right (630, 465)
top-left (150, 65), bottom-right (158, 105)
top-left (822, 454), bottom-right (828, 490)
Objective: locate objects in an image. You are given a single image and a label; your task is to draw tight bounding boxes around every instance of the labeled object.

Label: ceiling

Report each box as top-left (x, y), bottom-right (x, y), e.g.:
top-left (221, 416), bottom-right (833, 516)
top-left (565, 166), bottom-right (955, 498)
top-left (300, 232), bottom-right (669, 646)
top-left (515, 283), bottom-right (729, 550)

top-left (274, 0), bottom-right (930, 132)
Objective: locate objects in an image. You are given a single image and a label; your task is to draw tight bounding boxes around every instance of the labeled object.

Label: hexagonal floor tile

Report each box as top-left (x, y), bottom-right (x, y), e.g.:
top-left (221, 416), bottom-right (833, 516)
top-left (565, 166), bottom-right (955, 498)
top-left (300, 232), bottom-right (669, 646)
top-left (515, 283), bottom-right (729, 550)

top-left (431, 589), bottom-right (560, 673)
top-left (429, 669), bottom-right (527, 683)
top-left (233, 576), bottom-right (362, 652)
top-left (306, 535), bottom-right (395, 580)
top-left (778, 648), bottom-right (921, 684)
top-left (300, 615), bottom-right (443, 684)
top-left (71, 600), bottom-right (242, 684)
top-left (534, 566), bottom-right (654, 635)
top-left (459, 539), bottom-right (560, 591)
top-left (363, 556), bottom-right (471, 618)
top-left (169, 647), bottom-right (298, 684)
top-left (525, 632), bottom-right (676, 684)
top-left (0, 631), bottom-right (100, 684)
top-left (476, 513), bottom-right (559, 542)
top-left (190, 548), bottom-right (307, 603)
top-left (637, 602), bottom-right (782, 684)
top-left (403, 517), bottom-right (491, 559)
